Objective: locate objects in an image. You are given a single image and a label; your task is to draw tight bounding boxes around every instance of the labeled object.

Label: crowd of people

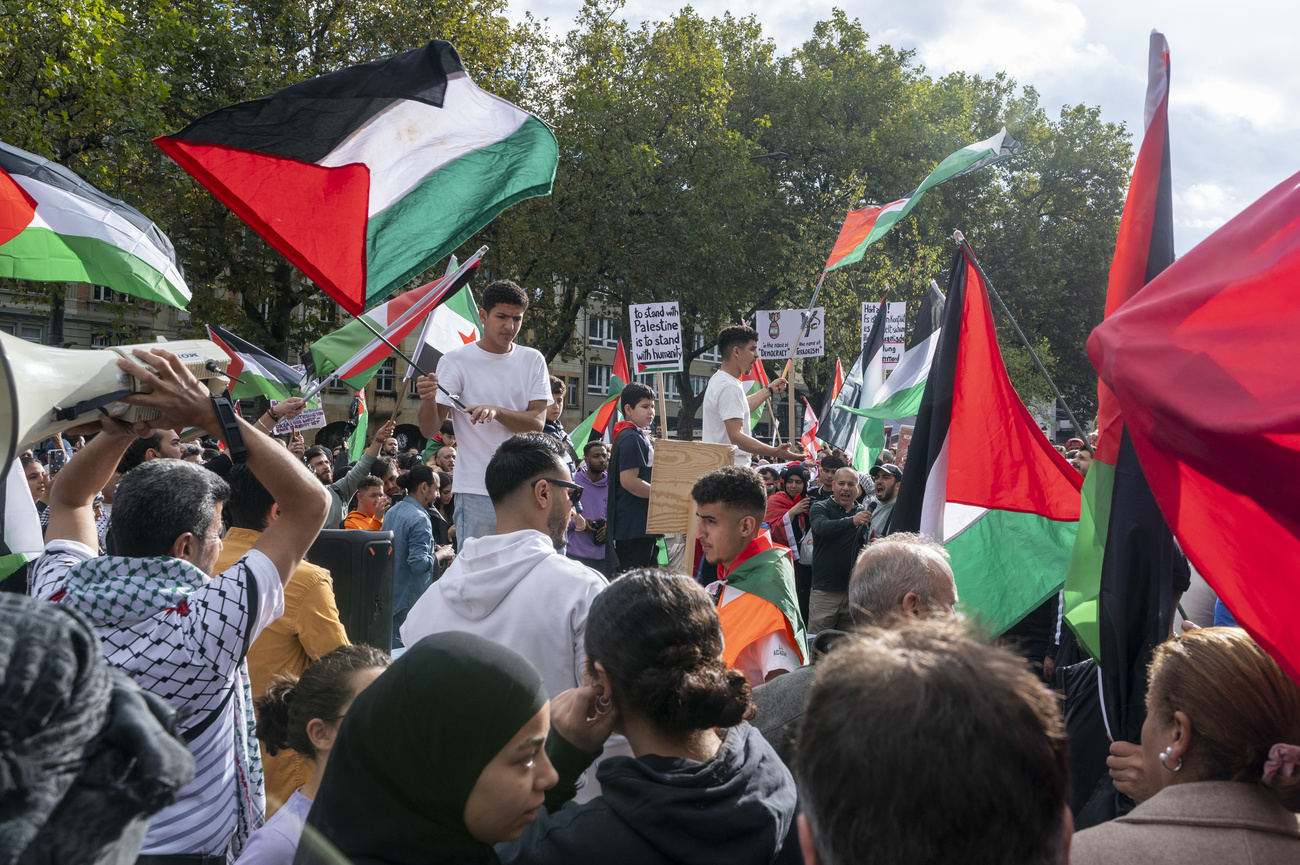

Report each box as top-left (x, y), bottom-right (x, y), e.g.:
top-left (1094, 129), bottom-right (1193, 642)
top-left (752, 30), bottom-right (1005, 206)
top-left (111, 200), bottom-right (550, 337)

top-left (3, 278), bottom-right (1298, 865)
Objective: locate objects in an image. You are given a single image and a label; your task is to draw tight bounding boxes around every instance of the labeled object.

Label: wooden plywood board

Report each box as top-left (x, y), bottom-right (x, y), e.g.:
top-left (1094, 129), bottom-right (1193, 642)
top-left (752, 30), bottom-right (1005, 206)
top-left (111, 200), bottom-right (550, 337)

top-left (645, 439), bottom-right (736, 535)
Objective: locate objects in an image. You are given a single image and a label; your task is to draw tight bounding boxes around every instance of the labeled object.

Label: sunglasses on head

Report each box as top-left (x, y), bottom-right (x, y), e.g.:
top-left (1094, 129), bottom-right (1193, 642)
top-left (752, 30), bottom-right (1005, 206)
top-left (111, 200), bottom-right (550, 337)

top-left (532, 477), bottom-right (583, 504)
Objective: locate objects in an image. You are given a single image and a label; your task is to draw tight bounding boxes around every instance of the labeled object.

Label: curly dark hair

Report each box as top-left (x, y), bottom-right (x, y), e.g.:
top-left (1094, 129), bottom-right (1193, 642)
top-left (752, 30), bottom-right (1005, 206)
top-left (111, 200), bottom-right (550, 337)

top-left (255, 645), bottom-right (391, 759)
top-left (586, 569), bottom-right (753, 735)
top-left (480, 279), bottom-right (529, 313)
top-left (691, 465), bottom-right (767, 519)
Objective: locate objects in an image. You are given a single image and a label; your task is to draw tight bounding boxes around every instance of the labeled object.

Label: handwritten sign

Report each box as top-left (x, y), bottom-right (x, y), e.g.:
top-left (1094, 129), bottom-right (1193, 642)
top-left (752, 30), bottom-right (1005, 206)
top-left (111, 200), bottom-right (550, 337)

top-left (271, 398), bottom-right (326, 434)
top-left (756, 308), bottom-right (825, 360)
top-left (630, 302), bottom-right (684, 373)
top-left (862, 302), bottom-right (907, 367)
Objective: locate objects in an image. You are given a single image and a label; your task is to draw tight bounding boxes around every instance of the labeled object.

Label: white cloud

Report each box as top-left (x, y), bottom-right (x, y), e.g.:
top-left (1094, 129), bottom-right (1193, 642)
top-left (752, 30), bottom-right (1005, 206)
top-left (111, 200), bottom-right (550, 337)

top-left (507, 0), bottom-right (1300, 252)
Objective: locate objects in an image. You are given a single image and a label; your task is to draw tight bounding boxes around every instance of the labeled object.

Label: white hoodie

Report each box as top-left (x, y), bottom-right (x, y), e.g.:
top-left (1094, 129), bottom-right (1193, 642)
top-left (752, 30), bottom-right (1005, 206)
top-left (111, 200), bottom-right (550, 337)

top-left (400, 529), bottom-right (608, 699)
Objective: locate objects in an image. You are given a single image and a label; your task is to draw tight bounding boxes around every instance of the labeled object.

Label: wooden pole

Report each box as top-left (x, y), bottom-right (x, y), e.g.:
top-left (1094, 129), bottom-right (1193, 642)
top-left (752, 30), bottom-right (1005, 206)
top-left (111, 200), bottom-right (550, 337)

top-left (655, 372), bottom-right (670, 440)
top-left (683, 498), bottom-right (698, 577)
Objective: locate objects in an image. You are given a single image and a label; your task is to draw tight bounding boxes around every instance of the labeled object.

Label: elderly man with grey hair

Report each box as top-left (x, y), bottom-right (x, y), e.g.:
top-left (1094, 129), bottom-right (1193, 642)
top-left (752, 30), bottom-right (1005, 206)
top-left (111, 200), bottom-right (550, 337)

top-left (751, 531), bottom-right (958, 767)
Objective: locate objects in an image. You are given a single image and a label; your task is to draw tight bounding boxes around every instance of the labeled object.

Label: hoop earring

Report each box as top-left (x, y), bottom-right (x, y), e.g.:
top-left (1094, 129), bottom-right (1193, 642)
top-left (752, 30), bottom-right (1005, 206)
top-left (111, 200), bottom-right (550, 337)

top-left (595, 695), bottom-right (612, 716)
top-left (1158, 746), bottom-right (1183, 772)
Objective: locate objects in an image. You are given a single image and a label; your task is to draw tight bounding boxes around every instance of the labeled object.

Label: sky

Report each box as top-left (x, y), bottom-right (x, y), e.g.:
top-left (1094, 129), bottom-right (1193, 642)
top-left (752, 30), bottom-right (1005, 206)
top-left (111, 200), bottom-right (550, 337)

top-left (505, 0), bottom-right (1297, 254)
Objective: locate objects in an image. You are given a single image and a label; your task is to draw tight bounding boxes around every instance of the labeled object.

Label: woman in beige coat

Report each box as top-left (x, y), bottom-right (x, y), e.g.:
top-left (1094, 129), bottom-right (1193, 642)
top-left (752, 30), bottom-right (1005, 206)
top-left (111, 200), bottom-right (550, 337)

top-left (1071, 627), bottom-right (1300, 864)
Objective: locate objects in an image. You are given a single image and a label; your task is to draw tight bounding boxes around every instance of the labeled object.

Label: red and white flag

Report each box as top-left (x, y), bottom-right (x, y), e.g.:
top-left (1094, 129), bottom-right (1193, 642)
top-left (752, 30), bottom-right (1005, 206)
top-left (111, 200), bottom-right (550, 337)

top-left (800, 398), bottom-right (820, 460)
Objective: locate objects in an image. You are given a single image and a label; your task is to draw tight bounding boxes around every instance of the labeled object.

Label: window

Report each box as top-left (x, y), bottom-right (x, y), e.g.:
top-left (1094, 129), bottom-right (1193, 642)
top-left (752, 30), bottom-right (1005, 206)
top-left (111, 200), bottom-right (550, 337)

top-left (587, 317), bottom-right (620, 348)
top-left (320, 301), bottom-right (338, 324)
top-left (690, 374), bottom-right (710, 395)
top-left (635, 372), bottom-right (679, 402)
top-left (328, 379), bottom-right (348, 394)
top-left (91, 332), bottom-right (112, 347)
top-left (694, 334), bottom-right (720, 362)
top-left (564, 375), bottom-right (580, 407)
top-left (18, 324), bottom-right (42, 344)
top-left (587, 363), bottom-right (611, 395)
top-left (409, 375), bottom-right (421, 398)
top-left (257, 297), bottom-right (272, 318)
top-left (375, 358), bottom-right (396, 394)
top-left (91, 285), bottom-right (124, 303)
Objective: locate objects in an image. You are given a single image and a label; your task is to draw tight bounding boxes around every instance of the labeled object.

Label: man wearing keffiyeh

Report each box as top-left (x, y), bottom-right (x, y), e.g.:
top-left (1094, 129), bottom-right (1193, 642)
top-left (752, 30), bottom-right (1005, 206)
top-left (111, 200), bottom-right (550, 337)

top-left (30, 348), bottom-right (330, 863)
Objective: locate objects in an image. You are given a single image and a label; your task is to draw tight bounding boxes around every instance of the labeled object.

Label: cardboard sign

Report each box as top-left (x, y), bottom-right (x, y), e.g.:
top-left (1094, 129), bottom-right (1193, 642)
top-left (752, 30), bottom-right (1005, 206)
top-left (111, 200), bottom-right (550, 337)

top-left (271, 399), bottom-right (326, 434)
top-left (756, 308), bottom-right (825, 360)
top-left (630, 302), bottom-right (684, 373)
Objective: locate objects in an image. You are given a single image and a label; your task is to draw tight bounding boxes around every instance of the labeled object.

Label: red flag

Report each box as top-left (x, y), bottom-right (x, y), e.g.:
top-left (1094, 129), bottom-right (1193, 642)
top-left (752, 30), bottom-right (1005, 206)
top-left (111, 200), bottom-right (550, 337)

top-left (612, 339), bottom-right (630, 386)
top-left (830, 358), bottom-right (845, 401)
top-left (1089, 168), bottom-right (1300, 684)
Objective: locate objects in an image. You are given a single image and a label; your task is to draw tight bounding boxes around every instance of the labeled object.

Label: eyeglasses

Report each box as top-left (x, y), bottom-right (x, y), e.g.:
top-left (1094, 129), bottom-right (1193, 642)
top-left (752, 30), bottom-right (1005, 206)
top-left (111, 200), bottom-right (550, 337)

top-left (532, 477), bottom-right (583, 505)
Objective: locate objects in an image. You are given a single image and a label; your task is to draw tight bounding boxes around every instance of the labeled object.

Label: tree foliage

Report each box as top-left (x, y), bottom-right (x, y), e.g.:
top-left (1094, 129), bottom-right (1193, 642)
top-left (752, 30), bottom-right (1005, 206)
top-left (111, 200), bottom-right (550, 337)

top-left (1, 0), bottom-right (1130, 429)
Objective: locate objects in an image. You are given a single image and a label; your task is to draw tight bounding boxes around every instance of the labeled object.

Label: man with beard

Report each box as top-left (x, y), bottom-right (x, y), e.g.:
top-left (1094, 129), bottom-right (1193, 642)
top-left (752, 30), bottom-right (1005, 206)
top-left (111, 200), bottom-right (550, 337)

top-left (567, 440), bottom-right (611, 575)
top-left (302, 419), bottom-right (396, 529)
top-left (867, 463), bottom-right (902, 542)
top-left (399, 433), bottom-right (607, 705)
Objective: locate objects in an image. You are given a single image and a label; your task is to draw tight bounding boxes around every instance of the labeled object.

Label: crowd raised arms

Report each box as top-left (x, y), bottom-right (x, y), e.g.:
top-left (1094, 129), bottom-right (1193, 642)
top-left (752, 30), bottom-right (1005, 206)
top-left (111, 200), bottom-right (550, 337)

top-left (5, 291), bottom-right (1300, 865)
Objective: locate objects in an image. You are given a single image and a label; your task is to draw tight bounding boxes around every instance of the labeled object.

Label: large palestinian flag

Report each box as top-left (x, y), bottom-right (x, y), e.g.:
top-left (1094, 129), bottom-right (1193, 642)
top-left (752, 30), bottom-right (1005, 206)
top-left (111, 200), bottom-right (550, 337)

top-left (1088, 164), bottom-right (1300, 686)
top-left (206, 325), bottom-right (304, 401)
top-left (0, 141), bottom-right (190, 308)
top-left (823, 129), bottom-right (1023, 272)
top-left (306, 251), bottom-right (481, 389)
top-left (1063, 31), bottom-right (1180, 743)
top-left (156, 41), bottom-right (557, 315)
top-left (571, 340), bottom-right (630, 451)
top-left (889, 246), bottom-right (1083, 636)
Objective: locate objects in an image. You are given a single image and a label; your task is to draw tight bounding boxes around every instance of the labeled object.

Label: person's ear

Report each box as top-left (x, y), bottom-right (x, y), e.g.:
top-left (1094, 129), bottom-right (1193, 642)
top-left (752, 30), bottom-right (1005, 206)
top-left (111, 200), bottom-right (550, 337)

top-left (306, 717), bottom-right (338, 754)
top-left (532, 478), bottom-right (550, 510)
top-left (740, 514), bottom-right (758, 537)
top-left (797, 813), bottom-right (820, 865)
top-left (1169, 710), bottom-right (1194, 761)
top-left (901, 591), bottom-right (920, 615)
top-left (591, 662), bottom-right (614, 701)
top-left (170, 532), bottom-right (197, 562)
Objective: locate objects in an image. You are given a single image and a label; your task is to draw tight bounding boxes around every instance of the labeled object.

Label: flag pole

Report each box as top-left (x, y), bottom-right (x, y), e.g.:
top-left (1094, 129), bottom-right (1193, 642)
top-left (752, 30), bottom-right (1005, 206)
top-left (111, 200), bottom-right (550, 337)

top-left (352, 315), bottom-right (470, 412)
top-left (299, 375), bottom-right (334, 403)
top-left (953, 231), bottom-right (1085, 438)
top-left (779, 270), bottom-right (828, 448)
top-left (654, 373), bottom-right (670, 440)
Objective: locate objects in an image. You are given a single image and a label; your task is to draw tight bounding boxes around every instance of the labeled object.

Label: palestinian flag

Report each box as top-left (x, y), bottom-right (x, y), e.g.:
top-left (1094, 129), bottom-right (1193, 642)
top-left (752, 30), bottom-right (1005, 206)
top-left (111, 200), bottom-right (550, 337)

top-left (155, 41), bottom-right (557, 315)
top-left (800, 399), bottom-right (820, 460)
top-left (839, 280), bottom-right (946, 429)
top-left (0, 459), bottom-right (43, 584)
top-left (306, 251), bottom-right (482, 389)
top-left (0, 140), bottom-right (189, 308)
top-left (823, 128), bottom-right (1023, 272)
top-left (823, 298), bottom-right (888, 468)
top-left (740, 358), bottom-right (772, 431)
top-left (206, 325), bottom-right (303, 401)
top-left (571, 340), bottom-right (630, 451)
top-left (346, 389), bottom-right (368, 461)
top-left (1089, 164), bottom-right (1300, 686)
top-left (889, 246), bottom-right (1083, 636)
top-left (1063, 31), bottom-right (1179, 743)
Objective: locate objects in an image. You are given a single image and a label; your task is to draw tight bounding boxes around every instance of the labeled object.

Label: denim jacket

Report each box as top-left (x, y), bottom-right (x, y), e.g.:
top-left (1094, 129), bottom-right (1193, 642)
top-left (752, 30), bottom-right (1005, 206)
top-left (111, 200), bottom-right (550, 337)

top-left (381, 496), bottom-right (435, 616)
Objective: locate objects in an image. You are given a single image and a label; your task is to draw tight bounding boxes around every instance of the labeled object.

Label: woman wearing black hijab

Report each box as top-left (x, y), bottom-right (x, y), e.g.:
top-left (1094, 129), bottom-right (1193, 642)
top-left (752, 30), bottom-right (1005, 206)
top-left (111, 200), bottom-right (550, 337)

top-left (294, 631), bottom-right (613, 865)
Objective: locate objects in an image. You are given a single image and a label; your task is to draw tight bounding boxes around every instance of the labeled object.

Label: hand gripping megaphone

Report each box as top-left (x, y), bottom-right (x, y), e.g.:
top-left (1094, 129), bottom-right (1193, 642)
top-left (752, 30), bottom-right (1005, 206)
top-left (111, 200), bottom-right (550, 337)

top-left (0, 333), bottom-right (232, 476)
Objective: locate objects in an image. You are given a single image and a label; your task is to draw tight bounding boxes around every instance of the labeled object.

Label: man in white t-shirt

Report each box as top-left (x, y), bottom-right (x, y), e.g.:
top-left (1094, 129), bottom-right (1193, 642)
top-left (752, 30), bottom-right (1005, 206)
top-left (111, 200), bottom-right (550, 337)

top-left (416, 279), bottom-right (551, 545)
top-left (33, 347), bottom-right (330, 859)
top-left (703, 324), bottom-right (803, 465)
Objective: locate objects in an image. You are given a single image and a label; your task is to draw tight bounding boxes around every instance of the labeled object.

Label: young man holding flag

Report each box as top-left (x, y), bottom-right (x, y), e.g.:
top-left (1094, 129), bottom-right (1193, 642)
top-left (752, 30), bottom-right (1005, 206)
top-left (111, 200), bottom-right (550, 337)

top-left (703, 325), bottom-right (802, 465)
top-left (416, 280), bottom-right (551, 544)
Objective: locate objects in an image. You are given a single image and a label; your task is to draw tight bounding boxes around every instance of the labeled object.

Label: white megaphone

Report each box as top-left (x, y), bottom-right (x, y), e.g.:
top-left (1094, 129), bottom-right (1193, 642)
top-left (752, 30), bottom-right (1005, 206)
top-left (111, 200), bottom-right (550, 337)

top-left (0, 333), bottom-right (232, 476)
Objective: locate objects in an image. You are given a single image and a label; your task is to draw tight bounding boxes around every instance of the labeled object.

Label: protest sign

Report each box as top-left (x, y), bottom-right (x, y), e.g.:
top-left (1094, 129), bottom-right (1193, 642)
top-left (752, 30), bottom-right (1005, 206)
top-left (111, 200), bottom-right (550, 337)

top-left (630, 301), bottom-right (684, 373)
top-left (884, 302), bottom-right (906, 367)
top-left (272, 371), bottom-right (326, 433)
top-left (897, 424), bottom-right (915, 470)
top-left (757, 308), bottom-right (825, 360)
top-left (861, 302), bottom-right (880, 346)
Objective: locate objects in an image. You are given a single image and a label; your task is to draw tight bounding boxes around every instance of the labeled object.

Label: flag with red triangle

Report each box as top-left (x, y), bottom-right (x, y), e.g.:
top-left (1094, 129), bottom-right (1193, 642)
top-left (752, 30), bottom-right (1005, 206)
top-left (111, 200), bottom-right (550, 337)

top-left (305, 252), bottom-right (481, 389)
top-left (571, 340), bottom-right (630, 451)
top-left (889, 245), bottom-right (1083, 635)
top-left (800, 398), bottom-right (820, 460)
top-left (155, 41), bottom-right (557, 315)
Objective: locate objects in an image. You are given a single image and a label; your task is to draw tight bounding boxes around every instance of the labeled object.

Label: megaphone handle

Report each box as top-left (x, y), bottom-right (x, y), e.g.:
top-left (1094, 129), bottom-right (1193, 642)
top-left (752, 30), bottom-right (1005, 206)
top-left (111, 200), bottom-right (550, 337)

top-left (53, 389), bottom-right (135, 422)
